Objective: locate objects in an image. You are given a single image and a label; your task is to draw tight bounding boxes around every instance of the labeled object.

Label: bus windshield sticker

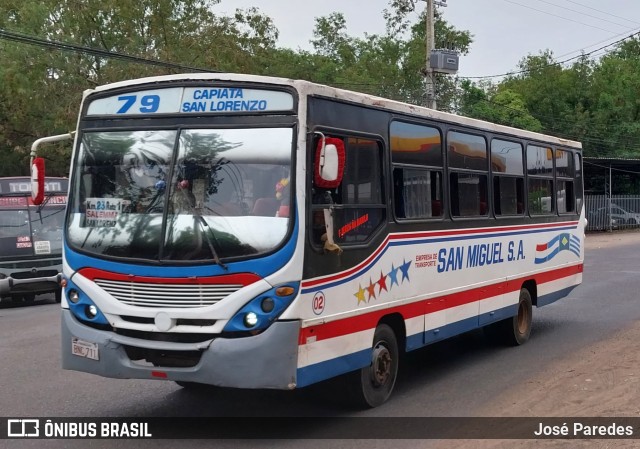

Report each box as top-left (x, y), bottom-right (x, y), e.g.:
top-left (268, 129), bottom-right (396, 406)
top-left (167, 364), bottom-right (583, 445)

top-left (85, 198), bottom-right (129, 227)
top-left (16, 236), bottom-right (32, 248)
top-left (86, 87), bottom-right (294, 116)
top-left (34, 240), bottom-right (51, 255)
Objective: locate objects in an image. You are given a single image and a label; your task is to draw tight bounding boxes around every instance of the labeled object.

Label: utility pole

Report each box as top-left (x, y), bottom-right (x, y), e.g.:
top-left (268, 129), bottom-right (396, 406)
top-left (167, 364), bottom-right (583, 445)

top-left (423, 0), bottom-right (448, 110)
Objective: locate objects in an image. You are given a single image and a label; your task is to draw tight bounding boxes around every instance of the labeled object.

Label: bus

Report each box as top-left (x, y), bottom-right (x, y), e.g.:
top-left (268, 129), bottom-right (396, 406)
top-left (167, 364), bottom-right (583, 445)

top-left (0, 176), bottom-right (67, 303)
top-left (31, 73), bottom-right (584, 407)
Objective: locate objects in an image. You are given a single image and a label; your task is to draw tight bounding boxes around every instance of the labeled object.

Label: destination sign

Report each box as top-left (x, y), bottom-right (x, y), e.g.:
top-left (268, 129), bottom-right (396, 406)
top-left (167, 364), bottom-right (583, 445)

top-left (0, 178), bottom-right (68, 194)
top-left (86, 87), bottom-right (294, 116)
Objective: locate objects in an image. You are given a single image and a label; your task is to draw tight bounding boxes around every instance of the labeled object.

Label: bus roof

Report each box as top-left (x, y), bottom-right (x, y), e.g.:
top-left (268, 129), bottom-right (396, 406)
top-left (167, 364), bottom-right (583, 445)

top-left (85, 73), bottom-right (582, 150)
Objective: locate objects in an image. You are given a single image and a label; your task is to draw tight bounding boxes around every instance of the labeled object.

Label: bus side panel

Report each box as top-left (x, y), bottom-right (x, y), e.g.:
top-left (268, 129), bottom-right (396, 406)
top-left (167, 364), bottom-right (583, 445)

top-left (295, 222), bottom-right (584, 387)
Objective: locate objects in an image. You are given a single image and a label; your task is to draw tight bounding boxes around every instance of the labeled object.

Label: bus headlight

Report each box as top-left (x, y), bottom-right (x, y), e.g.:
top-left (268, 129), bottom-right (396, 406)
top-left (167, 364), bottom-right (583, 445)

top-left (223, 283), bottom-right (299, 336)
top-left (86, 305), bottom-right (98, 319)
top-left (244, 312), bottom-right (259, 328)
top-left (64, 280), bottom-right (109, 326)
top-left (261, 297), bottom-right (275, 313)
top-left (68, 289), bottom-right (80, 303)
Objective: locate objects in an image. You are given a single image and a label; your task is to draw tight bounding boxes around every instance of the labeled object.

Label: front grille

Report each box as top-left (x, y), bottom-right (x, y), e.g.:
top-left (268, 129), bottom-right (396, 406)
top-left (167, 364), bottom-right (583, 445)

top-left (0, 258), bottom-right (61, 270)
top-left (123, 345), bottom-right (203, 368)
top-left (116, 328), bottom-right (215, 343)
top-left (11, 269), bottom-right (59, 279)
top-left (119, 315), bottom-right (216, 327)
top-left (95, 279), bottom-right (241, 308)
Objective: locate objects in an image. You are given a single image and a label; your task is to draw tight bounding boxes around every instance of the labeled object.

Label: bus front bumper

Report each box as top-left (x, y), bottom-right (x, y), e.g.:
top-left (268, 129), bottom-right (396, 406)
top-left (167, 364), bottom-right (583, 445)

top-left (0, 272), bottom-right (62, 297)
top-left (61, 309), bottom-right (300, 390)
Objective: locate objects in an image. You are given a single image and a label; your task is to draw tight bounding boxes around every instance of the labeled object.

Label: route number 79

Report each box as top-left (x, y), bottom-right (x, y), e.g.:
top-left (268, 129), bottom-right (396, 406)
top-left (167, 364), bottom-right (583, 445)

top-left (117, 94), bottom-right (161, 114)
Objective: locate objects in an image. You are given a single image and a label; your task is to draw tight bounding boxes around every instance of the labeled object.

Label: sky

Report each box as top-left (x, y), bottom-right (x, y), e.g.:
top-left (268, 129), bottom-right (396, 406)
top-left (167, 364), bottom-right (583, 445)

top-left (212, 0), bottom-right (640, 80)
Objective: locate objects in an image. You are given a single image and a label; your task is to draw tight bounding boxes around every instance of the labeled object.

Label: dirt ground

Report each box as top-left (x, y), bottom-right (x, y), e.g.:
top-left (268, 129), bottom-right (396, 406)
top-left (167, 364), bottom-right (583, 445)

top-left (441, 231), bottom-right (640, 448)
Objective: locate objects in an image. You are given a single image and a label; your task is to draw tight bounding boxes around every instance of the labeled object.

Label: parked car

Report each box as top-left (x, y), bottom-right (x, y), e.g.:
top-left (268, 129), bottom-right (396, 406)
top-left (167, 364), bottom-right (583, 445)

top-left (588, 204), bottom-right (640, 230)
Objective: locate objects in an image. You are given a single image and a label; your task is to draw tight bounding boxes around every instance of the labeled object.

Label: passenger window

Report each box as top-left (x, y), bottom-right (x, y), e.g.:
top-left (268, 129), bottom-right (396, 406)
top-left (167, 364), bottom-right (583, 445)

top-left (448, 131), bottom-right (488, 217)
top-left (390, 121), bottom-right (443, 220)
top-left (492, 139), bottom-right (524, 216)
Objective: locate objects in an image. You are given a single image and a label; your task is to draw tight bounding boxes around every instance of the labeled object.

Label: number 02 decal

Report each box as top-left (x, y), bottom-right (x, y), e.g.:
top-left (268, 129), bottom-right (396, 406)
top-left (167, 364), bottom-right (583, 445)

top-left (312, 291), bottom-right (325, 315)
top-left (117, 95), bottom-right (160, 114)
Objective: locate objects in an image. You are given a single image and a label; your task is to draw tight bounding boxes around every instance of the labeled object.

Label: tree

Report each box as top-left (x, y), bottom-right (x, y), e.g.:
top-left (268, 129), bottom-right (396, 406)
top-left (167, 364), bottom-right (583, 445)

top-left (0, 0), bottom-right (282, 176)
top-left (458, 80), bottom-right (542, 132)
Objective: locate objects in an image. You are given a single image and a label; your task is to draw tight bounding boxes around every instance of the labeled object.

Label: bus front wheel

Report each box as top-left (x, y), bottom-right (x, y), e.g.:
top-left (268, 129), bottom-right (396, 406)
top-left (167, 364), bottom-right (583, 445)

top-left (485, 288), bottom-right (532, 346)
top-left (348, 323), bottom-right (399, 408)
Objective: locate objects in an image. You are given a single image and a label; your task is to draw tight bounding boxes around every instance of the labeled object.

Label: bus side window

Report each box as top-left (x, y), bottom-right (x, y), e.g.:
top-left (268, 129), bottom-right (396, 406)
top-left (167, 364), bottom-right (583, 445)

top-left (311, 135), bottom-right (386, 247)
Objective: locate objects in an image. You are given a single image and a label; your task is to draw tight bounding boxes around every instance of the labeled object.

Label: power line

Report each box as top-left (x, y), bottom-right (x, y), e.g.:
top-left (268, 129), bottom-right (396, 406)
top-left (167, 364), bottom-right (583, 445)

top-left (460, 29), bottom-right (640, 80)
top-left (536, 0), bottom-right (635, 29)
top-left (0, 28), bottom-right (216, 73)
top-left (562, 0), bottom-right (640, 27)
top-left (554, 25), bottom-right (640, 59)
top-left (503, 0), bottom-right (623, 34)
top-left (584, 160), bottom-right (640, 175)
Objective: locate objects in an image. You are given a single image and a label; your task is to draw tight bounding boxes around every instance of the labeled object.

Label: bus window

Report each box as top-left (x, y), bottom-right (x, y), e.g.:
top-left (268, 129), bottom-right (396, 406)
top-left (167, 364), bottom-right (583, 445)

top-left (311, 136), bottom-right (385, 246)
top-left (390, 121), bottom-right (444, 220)
top-left (527, 145), bottom-right (555, 215)
top-left (448, 131), bottom-right (488, 217)
top-left (491, 139), bottom-right (524, 216)
top-left (556, 149), bottom-right (575, 214)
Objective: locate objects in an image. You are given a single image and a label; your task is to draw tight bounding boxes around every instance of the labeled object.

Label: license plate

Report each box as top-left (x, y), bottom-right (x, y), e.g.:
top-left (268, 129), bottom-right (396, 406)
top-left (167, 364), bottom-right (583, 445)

top-left (71, 338), bottom-right (99, 361)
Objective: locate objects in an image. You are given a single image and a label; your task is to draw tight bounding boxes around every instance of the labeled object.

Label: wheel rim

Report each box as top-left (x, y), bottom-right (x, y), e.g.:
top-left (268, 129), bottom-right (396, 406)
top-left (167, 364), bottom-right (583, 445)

top-left (517, 301), bottom-right (529, 335)
top-left (370, 342), bottom-right (392, 387)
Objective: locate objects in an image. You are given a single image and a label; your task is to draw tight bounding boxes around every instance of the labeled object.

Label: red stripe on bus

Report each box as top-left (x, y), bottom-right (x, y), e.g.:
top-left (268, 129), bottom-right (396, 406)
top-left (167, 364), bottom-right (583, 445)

top-left (536, 243), bottom-right (548, 251)
top-left (78, 267), bottom-right (261, 286)
top-left (302, 221), bottom-right (579, 289)
top-left (298, 264), bottom-right (583, 345)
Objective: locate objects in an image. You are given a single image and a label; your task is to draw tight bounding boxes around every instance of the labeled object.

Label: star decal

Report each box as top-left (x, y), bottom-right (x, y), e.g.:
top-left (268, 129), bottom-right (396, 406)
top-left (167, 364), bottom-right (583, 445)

top-left (400, 258), bottom-right (412, 283)
top-left (388, 264), bottom-right (400, 289)
top-left (377, 271), bottom-right (388, 294)
top-left (354, 284), bottom-right (366, 305)
top-left (366, 278), bottom-right (377, 301)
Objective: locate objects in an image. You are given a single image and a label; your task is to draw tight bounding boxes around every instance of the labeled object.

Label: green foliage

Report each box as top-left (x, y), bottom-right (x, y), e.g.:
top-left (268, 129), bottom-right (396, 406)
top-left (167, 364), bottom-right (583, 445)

top-left (458, 81), bottom-right (542, 132)
top-left (0, 0), bottom-right (281, 176)
top-left (3, 0), bottom-right (640, 176)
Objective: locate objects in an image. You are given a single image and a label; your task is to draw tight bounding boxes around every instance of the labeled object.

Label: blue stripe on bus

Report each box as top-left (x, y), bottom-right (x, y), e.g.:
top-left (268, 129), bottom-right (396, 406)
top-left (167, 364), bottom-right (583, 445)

top-left (296, 348), bottom-right (371, 388)
top-left (301, 224), bottom-right (579, 294)
top-left (297, 303), bottom-right (522, 387)
top-left (537, 285), bottom-right (578, 307)
top-left (64, 216), bottom-right (299, 279)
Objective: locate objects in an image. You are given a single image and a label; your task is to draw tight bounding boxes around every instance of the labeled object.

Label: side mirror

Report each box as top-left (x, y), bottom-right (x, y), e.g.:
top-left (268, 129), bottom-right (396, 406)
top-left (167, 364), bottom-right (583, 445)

top-left (31, 157), bottom-right (46, 205)
top-left (314, 136), bottom-right (345, 189)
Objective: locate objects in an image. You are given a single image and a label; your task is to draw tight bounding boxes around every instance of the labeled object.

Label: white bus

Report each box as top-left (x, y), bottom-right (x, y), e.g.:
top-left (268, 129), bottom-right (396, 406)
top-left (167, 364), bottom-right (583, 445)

top-left (31, 73), bottom-right (584, 407)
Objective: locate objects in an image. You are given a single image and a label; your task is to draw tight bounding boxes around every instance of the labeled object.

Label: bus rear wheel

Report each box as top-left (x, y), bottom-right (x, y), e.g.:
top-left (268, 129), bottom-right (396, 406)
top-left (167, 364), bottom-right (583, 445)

top-left (348, 323), bottom-right (399, 408)
top-left (485, 288), bottom-right (532, 346)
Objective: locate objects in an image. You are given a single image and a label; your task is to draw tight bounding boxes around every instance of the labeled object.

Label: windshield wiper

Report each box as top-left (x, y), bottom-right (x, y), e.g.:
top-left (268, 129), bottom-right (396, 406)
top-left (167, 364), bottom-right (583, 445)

top-left (194, 215), bottom-right (228, 271)
top-left (179, 189), bottom-right (227, 270)
top-left (36, 191), bottom-right (55, 218)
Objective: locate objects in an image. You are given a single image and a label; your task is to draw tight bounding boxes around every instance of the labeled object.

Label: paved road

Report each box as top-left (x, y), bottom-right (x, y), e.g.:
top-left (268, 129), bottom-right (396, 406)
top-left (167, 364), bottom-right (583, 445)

top-left (1, 232), bottom-right (639, 447)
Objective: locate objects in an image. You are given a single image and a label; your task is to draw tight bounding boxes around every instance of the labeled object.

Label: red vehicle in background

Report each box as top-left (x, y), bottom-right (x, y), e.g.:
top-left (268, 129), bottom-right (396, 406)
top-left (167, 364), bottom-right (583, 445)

top-left (0, 176), bottom-right (67, 303)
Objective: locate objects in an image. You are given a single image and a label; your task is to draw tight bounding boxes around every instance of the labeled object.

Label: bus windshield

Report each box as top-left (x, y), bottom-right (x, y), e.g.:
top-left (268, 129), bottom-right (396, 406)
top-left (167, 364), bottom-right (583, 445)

top-left (0, 197), bottom-right (65, 258)
top-left (67, 127), bottom-right (294, 263)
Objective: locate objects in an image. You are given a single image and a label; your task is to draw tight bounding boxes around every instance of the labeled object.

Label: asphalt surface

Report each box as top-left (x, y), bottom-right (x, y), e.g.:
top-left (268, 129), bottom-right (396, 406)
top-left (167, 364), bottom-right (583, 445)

top-left (1, 232), bottom-right (638, 447)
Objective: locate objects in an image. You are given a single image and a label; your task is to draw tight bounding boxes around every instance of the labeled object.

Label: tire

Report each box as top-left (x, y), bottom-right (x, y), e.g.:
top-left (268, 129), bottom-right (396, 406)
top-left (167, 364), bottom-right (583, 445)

top-left (347, 323), bottom-right (399, 408)
top-left (485, 288), bottom-right (533, 346)
top-left (55, 287), bottom-right (62, 303)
